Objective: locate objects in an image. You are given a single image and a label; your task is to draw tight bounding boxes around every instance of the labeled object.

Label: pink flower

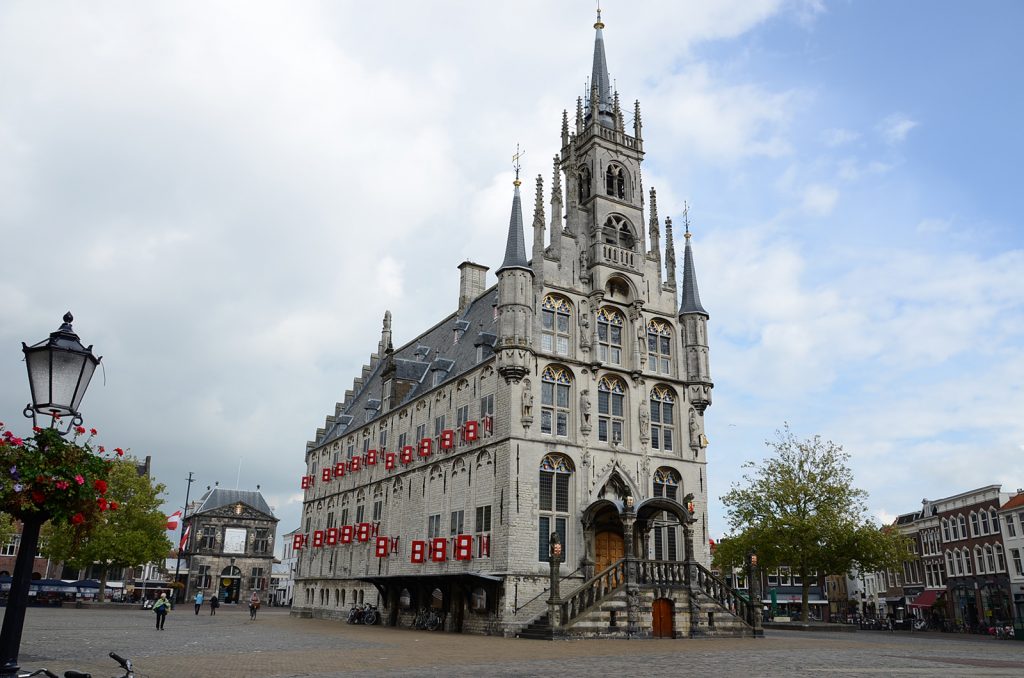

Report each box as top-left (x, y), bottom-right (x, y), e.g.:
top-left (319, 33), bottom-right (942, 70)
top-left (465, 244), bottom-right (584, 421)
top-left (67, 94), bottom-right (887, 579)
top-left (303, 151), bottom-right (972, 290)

top-left (55, 480), bottom-right (69, 490)
top-left (74, 474), bottom-right (85, 485)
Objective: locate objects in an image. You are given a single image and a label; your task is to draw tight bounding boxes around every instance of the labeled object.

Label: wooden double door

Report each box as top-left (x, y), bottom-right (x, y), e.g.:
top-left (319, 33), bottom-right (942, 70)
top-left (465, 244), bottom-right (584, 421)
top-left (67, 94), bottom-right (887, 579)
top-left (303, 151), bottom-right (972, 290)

top-left (594, 530), bottom-right (624, 572)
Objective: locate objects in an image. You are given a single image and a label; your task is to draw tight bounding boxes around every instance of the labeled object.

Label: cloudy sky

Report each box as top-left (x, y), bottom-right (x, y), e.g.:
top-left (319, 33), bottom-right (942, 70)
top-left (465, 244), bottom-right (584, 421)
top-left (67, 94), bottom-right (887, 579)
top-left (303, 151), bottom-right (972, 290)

top-left (2, 1), bottom-right (1022, 553)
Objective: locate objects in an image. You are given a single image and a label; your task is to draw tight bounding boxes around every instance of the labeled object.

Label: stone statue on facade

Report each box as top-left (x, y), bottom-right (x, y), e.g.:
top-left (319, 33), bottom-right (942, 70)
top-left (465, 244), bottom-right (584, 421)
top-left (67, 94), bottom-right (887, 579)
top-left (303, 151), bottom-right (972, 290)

top-left (639, 399), bottom-right (650, 440)
top-left (689, 409), bottom-right (700, 448)
top-left (580, 389), bottom-right (592, 431)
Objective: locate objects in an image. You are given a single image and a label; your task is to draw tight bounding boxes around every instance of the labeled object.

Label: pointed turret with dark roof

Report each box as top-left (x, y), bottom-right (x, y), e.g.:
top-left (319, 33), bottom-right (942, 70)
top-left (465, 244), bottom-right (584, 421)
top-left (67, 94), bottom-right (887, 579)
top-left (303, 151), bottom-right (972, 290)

top-left (679, 220), bottom-right (708, 317)
top-left (495, 153), bottom-right (534, 383)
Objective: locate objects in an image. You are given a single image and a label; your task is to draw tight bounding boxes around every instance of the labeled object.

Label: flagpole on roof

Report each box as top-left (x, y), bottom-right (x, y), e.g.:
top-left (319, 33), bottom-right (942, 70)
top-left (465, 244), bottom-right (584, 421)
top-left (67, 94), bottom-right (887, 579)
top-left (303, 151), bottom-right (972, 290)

top-left (172, 471), bottom-right (196, 604)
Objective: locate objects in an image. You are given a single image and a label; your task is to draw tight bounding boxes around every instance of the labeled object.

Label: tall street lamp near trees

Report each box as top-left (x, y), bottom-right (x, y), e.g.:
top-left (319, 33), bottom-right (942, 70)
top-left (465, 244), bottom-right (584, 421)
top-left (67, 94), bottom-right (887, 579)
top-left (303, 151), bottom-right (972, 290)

top-left (0, 313), bottom-right (104, 678)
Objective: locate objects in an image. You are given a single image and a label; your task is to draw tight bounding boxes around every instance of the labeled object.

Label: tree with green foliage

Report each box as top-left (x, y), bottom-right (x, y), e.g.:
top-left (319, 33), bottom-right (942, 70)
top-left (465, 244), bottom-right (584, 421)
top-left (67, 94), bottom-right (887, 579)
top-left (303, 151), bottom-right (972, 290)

top-left (715, 424), bottom-right (910, 622)
top-left (0, 513), bottom-right (12, 549)
top-left (43, 458), bottom-right (171, 600)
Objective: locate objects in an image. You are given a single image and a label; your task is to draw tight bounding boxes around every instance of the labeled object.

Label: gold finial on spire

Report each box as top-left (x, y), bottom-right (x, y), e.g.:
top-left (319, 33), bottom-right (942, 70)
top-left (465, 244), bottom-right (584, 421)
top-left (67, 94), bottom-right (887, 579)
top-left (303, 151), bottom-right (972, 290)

top-left (683, 201), bottom-right (692, 239)
top-left (594, 2), bottom-right (605, 29)
top-left (512, 143), bottom-right (525, 187)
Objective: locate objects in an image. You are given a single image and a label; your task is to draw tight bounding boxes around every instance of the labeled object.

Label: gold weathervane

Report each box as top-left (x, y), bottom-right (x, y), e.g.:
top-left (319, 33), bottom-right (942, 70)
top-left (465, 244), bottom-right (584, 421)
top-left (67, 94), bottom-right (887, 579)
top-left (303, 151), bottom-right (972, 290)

top-left (512, 144), bottom-right (525, 186)
top-left (595, 2), bottom-right (605, 30)
top-left (683, 201), bottom-right (692, 239)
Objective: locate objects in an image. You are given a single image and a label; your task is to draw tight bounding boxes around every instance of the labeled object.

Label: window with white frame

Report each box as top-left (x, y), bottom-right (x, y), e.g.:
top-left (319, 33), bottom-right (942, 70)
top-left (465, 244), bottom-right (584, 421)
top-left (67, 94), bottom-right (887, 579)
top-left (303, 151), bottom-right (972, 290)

top-left (647, 319), bottom-right (673, 375)
top-left (981, 510), bottom-right (990, 535)
top-left (1011, 548), bottom-right (1023, 576)
top-left (958, 515), bottom-right (967, 539)
top-left (540, 366), bottom-right (571, 437)
top-left (541, 295), bottom-right (572, 356)
top-left (650, 385), bottom-right (675, 452)
top-left (597, 375), bottom-right (626, 444)
top-left (1007, 514), bottom-right (1017, 537)
top-left (596, 307), bottom-right (624, 365)
top-left (538, 454), bottom-right (573, 562)
top-left (970, 512), bottom-right (980, 536)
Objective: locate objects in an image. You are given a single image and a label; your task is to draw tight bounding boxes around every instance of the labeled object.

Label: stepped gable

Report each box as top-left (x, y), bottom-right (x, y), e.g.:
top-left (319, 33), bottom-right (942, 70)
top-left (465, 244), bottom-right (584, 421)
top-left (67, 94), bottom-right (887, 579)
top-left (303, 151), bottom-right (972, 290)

top-left (312, 285), bottom-right (498, 448)
top-left (193, 487), bottom-right (277, 519)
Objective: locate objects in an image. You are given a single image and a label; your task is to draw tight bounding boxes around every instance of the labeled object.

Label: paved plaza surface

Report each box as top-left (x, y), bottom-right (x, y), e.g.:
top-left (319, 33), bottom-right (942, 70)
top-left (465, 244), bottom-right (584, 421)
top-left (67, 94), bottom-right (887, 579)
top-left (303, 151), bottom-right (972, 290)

top-left (4, 605), bottom-right (1023, 677)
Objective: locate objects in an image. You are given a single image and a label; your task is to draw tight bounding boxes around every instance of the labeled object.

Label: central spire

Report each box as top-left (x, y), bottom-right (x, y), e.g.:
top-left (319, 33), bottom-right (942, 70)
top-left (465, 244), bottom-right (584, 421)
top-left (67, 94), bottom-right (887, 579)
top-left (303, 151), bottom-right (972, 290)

top-left (498, 147), bottom-right (529, 273)
top-left (588, 8), bottom-right (614, 128)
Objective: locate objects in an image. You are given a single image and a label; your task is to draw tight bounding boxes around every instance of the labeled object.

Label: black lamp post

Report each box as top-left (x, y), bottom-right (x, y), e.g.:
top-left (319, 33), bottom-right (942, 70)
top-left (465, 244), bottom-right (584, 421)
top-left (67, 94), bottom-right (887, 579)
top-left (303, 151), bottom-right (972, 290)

top-left (0, 312), bottom-right (101, 678)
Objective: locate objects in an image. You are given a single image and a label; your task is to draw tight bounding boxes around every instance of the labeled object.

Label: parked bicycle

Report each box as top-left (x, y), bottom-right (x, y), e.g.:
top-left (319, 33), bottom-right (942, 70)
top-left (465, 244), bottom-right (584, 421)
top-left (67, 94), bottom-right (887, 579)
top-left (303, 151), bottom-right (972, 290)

top-left (411, 607), bottom-right (441, 631)
top-left (18, 651), bottom-right (134, 678)
top-left (346, 603), bottom-right (379, 625)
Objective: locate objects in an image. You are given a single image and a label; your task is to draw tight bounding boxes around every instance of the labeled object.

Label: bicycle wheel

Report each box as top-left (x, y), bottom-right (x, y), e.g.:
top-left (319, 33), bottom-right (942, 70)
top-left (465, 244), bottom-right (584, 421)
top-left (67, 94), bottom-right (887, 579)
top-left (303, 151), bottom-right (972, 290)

top-left (425, 613), bottom-right (440, 631)
top-left (364, 609), bottom-right (378, 626)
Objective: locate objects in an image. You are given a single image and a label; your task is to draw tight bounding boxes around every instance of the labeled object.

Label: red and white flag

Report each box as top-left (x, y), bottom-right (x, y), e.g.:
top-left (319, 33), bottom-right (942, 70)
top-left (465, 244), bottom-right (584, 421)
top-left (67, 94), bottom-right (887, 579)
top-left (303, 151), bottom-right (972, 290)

top-left (166, 510), bottom-right (183, 531)
top-left (179, 524), bottom-right (191, 551)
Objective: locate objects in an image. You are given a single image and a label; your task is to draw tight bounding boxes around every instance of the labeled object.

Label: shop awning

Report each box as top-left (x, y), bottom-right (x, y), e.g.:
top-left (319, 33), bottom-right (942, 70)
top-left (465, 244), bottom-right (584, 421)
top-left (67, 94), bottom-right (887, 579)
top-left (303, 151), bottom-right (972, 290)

top-left (908, 589), bottom-right (944, 609)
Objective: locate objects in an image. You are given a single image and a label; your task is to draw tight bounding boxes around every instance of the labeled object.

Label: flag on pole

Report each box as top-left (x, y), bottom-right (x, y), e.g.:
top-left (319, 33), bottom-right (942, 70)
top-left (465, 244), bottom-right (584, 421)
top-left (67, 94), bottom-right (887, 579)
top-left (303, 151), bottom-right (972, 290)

top-left (179, 523), bottom-right (191, 551)
top-left (166, 510), bottom-right (183, 531)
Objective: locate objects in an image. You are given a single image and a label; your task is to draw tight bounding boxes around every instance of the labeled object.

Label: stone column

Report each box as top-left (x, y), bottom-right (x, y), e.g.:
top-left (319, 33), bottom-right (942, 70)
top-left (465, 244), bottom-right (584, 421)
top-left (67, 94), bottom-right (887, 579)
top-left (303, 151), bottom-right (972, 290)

top-left (547, 532), bottom-right (563, 630)
top-left (748, 550), bottom-right (764, 638)
top-left (623, 502), bottom-right (640, 637)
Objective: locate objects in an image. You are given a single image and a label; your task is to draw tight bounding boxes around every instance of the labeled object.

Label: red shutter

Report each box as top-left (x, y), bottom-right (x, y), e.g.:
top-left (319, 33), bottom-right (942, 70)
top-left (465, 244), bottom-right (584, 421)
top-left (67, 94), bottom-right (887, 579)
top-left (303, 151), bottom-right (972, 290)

top-left (401, 446), bottom-right (414, 464)
top-left (484, 415), bottom-right (493, 434)
top-left (312, 530), bottom-right (324, 548)
top-left (440, 429), bottom-right (455, 449)
top-left (334, 462), bottom-right (346, 478)
top-left (418, 438), bottom-right (432, 457)
top-left (340, 525), bottom-right (353, 544)
top-left (464, 420), bottom-right (479, 441)
top-left (357, 522), bottom-right (371, 542)
top-left (411, 540), bottom-right (426, 563)
top-left (385, 452), bottom-right (396, 470)
top-left (301, 476), bottom-right (311, 489)
top-left (454, 534), bottom-right (473, 561)
top-left (390, 536), bottom-right (400, 553)
top-left (431, 537), bottom-right (448, 562)
top-left (367, 449), bottom-right (377, 465)
top-left (351, 456), bottom-right (361, 472)
top-left (321, 468), bottom-right (332, 483)
top-left (292, 534), bottom-right (305, 550)
top-left (326, 527), bottom-right (338, 546)
top-left (479, 534), bottom-right (490, 557)
top-left (375, 535), bottom-right (390, 558)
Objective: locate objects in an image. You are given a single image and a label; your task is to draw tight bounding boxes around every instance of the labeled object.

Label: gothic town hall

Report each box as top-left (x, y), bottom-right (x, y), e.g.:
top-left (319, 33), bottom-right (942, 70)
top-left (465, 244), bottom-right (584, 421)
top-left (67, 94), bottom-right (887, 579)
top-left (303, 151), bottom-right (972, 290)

top-left (293, 12), bottom-right (756, 639)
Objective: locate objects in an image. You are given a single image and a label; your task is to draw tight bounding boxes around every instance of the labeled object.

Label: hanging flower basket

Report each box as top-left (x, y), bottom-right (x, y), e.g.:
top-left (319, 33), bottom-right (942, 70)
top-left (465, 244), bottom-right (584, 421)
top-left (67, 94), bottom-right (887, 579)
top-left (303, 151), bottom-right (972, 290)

top-left (0, 422), bottom-right (118, 533)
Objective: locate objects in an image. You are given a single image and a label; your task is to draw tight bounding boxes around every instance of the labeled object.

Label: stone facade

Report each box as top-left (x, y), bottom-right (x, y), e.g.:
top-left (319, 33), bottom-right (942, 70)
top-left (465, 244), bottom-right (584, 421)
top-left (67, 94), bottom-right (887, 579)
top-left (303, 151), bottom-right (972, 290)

top-left (291, 12), bottom-right (744, 639)
top-left (181, 487), bottom-right (279, 606)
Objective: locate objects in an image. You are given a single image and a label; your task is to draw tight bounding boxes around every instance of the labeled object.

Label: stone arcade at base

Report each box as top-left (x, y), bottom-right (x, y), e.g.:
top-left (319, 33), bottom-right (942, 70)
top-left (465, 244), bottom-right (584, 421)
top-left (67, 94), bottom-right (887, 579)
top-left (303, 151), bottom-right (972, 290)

top-left (292, 12), bottom-right (757, 639)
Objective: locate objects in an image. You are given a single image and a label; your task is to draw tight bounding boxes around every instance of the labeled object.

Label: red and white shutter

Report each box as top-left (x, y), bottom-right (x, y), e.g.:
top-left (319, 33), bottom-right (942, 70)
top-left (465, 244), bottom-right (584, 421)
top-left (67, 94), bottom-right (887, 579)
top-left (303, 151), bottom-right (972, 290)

top-left (357, 522), bottom-right (371, 542)
top-left (340, 525), bottom-right (354, 544)
top-left (292, 534), bottom-right (306, 550)
top-left (430, 537), bottom-right (448, 562)
top-left (464, 420), bottom-right (479, 441)
top-left (375, 535), bottom-right (390, 558)
top-left (410, 540), bottom-right (426, 563)
top-left (401, 446), bottom-right (414, 464)
top-left (418, 438), bottom-right (432, 457)
top-left (334, 462), bottom-right (346, 478)
top-left (385, 452), bottom-right (396, 470)
top-left (366, 449), bottom-right (377, 465)
top-left (454, 534), bottom-right (473, 561)
top-left (326, 527), bottom-right (339, 546)
top-left (312, 530), bottom-right (324, 548)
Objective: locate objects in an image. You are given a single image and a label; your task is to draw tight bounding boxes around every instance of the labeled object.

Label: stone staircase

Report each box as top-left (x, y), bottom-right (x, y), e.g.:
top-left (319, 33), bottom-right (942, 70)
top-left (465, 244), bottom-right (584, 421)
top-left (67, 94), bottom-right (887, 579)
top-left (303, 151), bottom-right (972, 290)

top-left (517, 558), bottom-right (758, 639)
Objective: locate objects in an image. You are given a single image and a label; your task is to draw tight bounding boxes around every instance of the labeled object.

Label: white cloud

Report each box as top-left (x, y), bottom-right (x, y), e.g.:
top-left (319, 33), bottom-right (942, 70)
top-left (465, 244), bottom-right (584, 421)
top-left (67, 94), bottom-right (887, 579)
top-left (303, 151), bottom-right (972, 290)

top-left (879, 113), bottom-right (919, 144)
top-left (823, 128), bottom-right (859, 147)
top-left (800, 183), bottom-right (839, 215)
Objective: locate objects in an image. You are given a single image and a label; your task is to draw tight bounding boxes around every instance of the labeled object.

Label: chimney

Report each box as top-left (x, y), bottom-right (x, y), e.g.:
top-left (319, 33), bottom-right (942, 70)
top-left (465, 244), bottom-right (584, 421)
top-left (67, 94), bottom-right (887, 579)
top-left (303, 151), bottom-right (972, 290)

top-left (458, 261), bottom-right (489, 312)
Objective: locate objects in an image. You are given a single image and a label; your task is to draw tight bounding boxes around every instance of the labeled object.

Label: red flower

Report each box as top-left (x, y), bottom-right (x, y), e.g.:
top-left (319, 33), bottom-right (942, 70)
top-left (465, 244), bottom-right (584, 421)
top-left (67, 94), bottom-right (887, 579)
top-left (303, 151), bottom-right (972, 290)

top-left (109, 501), bottom-right (119, 511)
top-left (74, 426), bottom-right (86, 435)
top-left (115, 448), bottom-right (124, 457)
top-left (32, 426), bottom-right (42, 433)
top-left (98, 497), bottom-right (108, 511)
top-left (94, 479), bottom-right (108, 495)
top-left (71, 513), bottom-right (85, 524)
top-left (98, 446), bottom-right (105, 454)
top-left (89, 428), bottom-right (98, 436)
top-left (31, 490), bottom-right (46, 504)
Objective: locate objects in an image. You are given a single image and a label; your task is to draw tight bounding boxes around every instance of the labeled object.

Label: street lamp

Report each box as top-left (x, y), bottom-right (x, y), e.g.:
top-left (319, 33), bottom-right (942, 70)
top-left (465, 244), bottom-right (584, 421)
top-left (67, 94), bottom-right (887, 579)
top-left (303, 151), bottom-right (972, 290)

top-left (22, 312), bottom-right (102, 434)
top-left (1, 313), bottom-right (100, 678)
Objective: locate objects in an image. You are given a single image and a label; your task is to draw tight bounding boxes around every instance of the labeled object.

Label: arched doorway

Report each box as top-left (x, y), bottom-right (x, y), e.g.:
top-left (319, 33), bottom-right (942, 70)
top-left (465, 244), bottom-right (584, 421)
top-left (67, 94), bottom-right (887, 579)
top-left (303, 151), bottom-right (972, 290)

top-left (595, 531), bottom-right (624, 572)
top-left (219, 565), bottom-right (242, 603)
top-left (652, 598), bottom-right (674, 638)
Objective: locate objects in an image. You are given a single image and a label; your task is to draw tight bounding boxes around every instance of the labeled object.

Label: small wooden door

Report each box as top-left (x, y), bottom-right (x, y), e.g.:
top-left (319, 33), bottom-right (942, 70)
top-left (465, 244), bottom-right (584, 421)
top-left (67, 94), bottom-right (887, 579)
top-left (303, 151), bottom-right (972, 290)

top-left (594, 530), bottom-right (624, 572)
top-left (652, 598), bottom-right (674, 638)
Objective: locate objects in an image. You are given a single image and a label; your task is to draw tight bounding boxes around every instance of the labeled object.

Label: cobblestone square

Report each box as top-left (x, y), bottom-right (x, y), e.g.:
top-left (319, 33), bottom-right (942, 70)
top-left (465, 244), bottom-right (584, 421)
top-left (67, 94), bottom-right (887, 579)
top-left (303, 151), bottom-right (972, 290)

top-left (4, 606), bottom-right (1023, 677)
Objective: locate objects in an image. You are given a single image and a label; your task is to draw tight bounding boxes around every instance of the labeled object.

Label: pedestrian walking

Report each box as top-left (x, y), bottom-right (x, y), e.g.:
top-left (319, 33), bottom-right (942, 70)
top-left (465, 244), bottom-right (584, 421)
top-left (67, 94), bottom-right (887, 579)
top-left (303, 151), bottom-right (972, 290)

top-left (194, 590), bottom-right (204, 615)
top-left (153, 592), bottom-right (171, 630)
top-left (209, 594), bottom-right (220, 615)
top-left (249, 592), bottom-right (260, 621)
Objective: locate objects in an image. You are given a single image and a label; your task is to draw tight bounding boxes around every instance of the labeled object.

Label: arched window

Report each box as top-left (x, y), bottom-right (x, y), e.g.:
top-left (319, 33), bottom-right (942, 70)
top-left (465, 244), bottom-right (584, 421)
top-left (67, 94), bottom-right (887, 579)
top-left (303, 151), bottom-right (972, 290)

top-left (970, 511), bottom-right (980, 536)
top-left (647, 319), bottom-right (673, 375)
top-left (980, 510), bottom-right (990, 534)
top-left (985, 544), bottom-right (996, 572)
top-left (605, 164), bottom-right (626, 199)
top-left (975, 546), bottom-right (986, 574)
top-left (601, 214), bottom-right (635, 249)
top-left (538, 454), bottom-right (574, 562)
top-left (990, 509), bottom-right (1000, 532)
top-left (958, 515), bottom-right (967, 539)
top-left (597, 376), bottom-right (626, 444)
top-left (962, 548), bottom-right (972, 575)
top-left (577, 166), bottom-right (591, 202)
top-left (541, 295), bottom-right (572, 356)
top-left (945, 550), bottom-right (955, 576)
top-left (650, 385), bottom-right (675, 452)
top-left (541, 366), bottom-right (572, 437)
top-left (597, 307), bottom-right (624, 365)
top-left (942, 518), bottom-right (950, 542)
top-left (652, 467), bottom-right (681, 561)
top-left (995, 543), bottom-right (1006, 571)
top-left (355, 489), bottom-right (366, 524)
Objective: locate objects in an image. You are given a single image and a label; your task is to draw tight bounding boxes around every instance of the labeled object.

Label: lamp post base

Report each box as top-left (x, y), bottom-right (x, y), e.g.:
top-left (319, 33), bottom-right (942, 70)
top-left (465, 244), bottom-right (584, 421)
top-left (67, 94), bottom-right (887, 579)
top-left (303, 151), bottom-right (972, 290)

top-left (0, 513), bottom-right (45, 677)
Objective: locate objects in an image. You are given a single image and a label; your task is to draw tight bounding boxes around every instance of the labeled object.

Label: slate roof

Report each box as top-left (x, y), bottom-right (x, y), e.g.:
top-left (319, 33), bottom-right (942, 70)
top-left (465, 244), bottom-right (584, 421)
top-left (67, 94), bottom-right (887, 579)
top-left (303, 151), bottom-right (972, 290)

top-left (678, 235), bottom-right (708, 316)
top-left (497, 183), bottom-right (529, 273)
top-left (193, 487), bottom-right (277, 520)
top-left (314, 285), bottom-right (500, 448)
top-left (588, 10), bottom-right (614, 127)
